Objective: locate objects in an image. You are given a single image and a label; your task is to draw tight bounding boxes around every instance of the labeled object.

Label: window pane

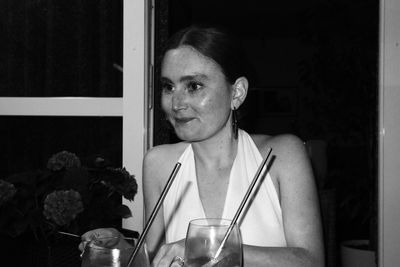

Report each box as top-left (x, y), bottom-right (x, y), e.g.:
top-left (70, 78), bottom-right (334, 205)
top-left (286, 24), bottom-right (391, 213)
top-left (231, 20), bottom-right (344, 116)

top-left (0, 1), bottom-right (122, 97)
top-left (0, 116), bottom-right (122, 177)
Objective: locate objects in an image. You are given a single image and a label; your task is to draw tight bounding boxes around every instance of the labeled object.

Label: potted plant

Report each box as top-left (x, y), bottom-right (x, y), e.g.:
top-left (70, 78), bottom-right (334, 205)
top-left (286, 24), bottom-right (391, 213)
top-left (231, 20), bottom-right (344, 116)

top-left (341, 239), bottom-right (376, 267)
top-left (338, 169), bottom-right (377, 267)
top-left (0, 151), bottom-right (138, 266)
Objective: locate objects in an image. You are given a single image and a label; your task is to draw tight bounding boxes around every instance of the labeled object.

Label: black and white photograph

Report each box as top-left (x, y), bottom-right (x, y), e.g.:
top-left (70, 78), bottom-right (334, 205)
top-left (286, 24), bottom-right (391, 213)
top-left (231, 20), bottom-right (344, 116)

top-left (0, 1), bottom-right (399, 266)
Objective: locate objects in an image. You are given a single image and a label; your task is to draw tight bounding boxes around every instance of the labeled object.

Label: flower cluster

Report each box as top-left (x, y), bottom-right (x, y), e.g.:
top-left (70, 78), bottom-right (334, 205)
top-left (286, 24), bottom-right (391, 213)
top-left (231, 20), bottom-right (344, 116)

top-left (47, 151), bottom-right (81, 171)
top-left (0, 151), bottom-right (137, 239)
top-left (0, 180), bottom-right (17, 206)
top-left (43, 190), bottom-right (84, 226)
top-left (95, 167), bottom-right (138, 201)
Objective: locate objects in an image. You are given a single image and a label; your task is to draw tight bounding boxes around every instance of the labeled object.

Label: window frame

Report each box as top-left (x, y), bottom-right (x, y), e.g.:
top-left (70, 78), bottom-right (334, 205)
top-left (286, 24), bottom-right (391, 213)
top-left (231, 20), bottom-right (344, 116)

top-left (0, 0), bottom-right (152, 233)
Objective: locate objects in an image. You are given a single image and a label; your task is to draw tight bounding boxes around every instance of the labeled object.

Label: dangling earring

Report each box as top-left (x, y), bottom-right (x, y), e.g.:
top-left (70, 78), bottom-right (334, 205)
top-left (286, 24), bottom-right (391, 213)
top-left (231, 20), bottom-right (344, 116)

top-left (232, 107), bottom-right (238, 139)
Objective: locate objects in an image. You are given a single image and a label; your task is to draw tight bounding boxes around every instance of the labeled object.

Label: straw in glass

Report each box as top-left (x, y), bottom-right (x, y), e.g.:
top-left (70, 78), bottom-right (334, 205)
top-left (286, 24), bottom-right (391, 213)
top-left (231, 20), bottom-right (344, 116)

top-left (207, 148), bottom-right (273, 266)
top-left (126, 162), bottom-right (182, 267)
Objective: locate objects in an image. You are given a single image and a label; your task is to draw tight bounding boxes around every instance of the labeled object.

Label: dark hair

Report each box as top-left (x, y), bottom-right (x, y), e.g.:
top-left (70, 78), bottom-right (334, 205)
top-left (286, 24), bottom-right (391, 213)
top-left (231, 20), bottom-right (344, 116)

top-left (162, 25), bottom-right (248, 84)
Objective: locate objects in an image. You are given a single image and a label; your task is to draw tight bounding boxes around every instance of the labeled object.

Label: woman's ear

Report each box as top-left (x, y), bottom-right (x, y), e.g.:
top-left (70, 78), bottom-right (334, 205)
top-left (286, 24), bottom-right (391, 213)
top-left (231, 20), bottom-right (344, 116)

top-left (232, 77), bottom-right (249, 108)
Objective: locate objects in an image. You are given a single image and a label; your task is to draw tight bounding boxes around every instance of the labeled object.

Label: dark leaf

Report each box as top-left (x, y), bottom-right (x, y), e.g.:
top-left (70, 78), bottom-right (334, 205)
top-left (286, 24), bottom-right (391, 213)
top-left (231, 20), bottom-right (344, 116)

top-left (115, 204), bottom-right (132, 219)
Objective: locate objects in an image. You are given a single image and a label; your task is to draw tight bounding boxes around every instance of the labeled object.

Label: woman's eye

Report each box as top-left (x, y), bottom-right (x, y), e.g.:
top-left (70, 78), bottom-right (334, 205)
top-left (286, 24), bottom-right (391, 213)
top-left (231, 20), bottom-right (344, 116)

top-left (161, 82), bottom-right (174, 93)
top-left (186, 81), bottom-right (202, 92)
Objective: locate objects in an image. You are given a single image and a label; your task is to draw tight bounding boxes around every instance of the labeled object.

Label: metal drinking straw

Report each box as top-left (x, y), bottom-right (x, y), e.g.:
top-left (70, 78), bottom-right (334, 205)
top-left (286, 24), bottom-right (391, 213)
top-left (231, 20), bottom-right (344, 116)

top-left (126, 162), bottom-right (181, 267)
top-left (212, 148), bottom-right (273, 263)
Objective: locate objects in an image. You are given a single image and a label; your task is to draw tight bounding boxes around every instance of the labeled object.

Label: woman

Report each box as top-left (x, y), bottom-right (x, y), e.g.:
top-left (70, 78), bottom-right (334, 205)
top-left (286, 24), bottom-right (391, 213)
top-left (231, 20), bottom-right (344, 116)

top-left (144, 25), bottom-right (324, 266)
top-left (81, 25), bottom-right (325, 267)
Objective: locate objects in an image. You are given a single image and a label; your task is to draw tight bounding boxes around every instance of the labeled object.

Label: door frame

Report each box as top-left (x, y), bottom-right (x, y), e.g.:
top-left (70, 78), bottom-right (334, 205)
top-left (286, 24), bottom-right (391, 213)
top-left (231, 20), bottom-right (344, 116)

top-left (379, 0), bottom-right (400, 265)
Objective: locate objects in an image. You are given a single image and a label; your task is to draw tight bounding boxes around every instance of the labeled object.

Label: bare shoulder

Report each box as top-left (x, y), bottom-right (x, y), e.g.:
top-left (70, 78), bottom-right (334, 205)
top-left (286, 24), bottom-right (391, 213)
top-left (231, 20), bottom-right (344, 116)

top-left (250, 133), bottom-right (309, 181)
top-left (143, 142), bottom-right (189, 185)
top-left (250, 133), bottom-right (306, 157)
top-left (144, 142), bottom-right (187, 164)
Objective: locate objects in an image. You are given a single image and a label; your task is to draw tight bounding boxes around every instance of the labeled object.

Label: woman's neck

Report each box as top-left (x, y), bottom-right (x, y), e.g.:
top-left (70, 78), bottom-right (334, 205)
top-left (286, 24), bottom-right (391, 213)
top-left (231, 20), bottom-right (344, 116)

top-left (191, 128), bottom-right (238, 170)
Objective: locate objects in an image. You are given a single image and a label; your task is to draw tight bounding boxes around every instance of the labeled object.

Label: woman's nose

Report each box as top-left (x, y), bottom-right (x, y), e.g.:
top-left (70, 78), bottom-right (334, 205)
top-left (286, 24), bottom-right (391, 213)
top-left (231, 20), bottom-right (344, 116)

top-left (172, 91), bottom-right (188, 111)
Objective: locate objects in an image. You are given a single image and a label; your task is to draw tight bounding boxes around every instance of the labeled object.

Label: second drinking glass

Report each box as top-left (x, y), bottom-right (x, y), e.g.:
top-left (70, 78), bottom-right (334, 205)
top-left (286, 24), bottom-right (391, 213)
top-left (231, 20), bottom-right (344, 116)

top-left (183, 218), bottom-right (242, 267)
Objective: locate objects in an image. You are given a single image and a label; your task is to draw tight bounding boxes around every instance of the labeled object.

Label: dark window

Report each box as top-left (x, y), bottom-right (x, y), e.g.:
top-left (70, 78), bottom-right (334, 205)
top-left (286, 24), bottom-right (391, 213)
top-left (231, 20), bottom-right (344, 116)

top-left (0, 1), bottom-right (122, 97)
top-left (0, 116), bottom-right (122, 177)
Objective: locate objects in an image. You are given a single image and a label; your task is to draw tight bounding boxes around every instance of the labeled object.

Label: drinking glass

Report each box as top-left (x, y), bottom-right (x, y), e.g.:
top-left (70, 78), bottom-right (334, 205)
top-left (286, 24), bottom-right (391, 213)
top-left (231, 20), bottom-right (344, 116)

top-left (183, 218), bottom-right (242, 267)
top-left (81, 236), bottom-right (150, 267)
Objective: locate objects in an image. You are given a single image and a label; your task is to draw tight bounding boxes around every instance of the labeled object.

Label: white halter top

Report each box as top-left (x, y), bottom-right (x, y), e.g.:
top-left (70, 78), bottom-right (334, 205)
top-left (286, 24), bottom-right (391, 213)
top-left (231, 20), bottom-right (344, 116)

top-left (163, 129), bottom-right (287, 246)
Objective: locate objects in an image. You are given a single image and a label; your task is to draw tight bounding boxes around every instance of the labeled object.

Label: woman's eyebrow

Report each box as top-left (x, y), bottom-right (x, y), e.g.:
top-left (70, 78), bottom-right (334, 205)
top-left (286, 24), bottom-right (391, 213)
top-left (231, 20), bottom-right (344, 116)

top-left (161, 73), bottom-right (209, 84)
top-left (160, 77), bottom-right (172, 83)
top-left (179, 74), bottom-right (209, 83)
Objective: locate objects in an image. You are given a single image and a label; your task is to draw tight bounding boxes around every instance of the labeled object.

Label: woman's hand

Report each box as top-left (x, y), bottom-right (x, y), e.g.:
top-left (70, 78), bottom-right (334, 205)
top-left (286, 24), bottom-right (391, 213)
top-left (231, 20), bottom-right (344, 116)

top-left (78, 228), bottom-right (132, 252)
top-left (151, 239), bottom-right (185, 267)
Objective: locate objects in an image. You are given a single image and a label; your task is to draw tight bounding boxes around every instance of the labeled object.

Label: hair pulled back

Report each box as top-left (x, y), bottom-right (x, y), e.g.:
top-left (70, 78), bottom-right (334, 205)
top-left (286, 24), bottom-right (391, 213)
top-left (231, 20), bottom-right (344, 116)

top-left (162, 25), bottom-right (248, 84)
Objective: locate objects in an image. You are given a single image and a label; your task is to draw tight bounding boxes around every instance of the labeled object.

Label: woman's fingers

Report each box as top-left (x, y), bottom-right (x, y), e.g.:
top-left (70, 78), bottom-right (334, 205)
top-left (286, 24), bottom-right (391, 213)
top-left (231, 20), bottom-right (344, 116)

top-left (151, 241), bottom-right (184, 267)
top-left (170, 256), bottom-right (185, 267)
top-left (151, 245), bottom-right (167, 266)
top-left (78, 241), bottom-right (87, 252)
top-left (82, 228), bottom-right (120, 241)
top-left (79, 228), bottom-right (121, 251)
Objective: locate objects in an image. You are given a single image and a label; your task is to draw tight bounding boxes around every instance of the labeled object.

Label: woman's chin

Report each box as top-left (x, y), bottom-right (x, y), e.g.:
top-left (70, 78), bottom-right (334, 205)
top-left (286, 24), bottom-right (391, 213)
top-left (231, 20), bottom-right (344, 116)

top-left (174, 130), bottom-right (202, 142)
top-left (175, 133), bottom-right (196, 142)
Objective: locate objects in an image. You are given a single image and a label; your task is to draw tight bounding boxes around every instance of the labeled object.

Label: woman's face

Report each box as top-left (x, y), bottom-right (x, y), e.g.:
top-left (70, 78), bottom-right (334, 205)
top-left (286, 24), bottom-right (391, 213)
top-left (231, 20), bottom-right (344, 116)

top-left (161, 46), bottom-right (233, 142)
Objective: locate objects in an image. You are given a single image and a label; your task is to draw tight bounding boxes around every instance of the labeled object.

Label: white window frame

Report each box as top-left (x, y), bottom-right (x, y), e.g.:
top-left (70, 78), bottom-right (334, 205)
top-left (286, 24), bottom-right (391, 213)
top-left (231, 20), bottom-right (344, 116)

top-left (0, 0), bottom-right (153, 233)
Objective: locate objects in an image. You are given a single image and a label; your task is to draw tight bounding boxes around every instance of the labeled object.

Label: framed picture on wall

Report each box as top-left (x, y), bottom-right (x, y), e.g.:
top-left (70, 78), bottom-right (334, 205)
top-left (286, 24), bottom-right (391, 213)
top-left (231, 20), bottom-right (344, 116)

top-left (247, 87), bottom-right (298, 117)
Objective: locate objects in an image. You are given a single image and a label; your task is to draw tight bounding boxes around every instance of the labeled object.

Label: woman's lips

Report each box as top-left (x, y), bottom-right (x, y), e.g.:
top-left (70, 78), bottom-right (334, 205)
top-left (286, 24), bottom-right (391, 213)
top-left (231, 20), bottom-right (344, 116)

top-left (174, 117), bottom-right (194, 124)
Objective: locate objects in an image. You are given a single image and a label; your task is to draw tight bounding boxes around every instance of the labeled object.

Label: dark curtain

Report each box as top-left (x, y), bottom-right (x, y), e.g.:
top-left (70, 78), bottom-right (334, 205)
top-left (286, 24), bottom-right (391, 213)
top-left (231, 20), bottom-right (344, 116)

top-left (0, 0), bottom-right (122, 97)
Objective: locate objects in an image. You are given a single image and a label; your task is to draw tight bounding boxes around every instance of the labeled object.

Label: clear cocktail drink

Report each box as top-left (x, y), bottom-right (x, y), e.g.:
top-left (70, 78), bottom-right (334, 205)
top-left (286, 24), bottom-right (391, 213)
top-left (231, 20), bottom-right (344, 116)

top-left (183, 218), bottom-right (242, 267)
top-left (81, 237), bottom-right (149, 267)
